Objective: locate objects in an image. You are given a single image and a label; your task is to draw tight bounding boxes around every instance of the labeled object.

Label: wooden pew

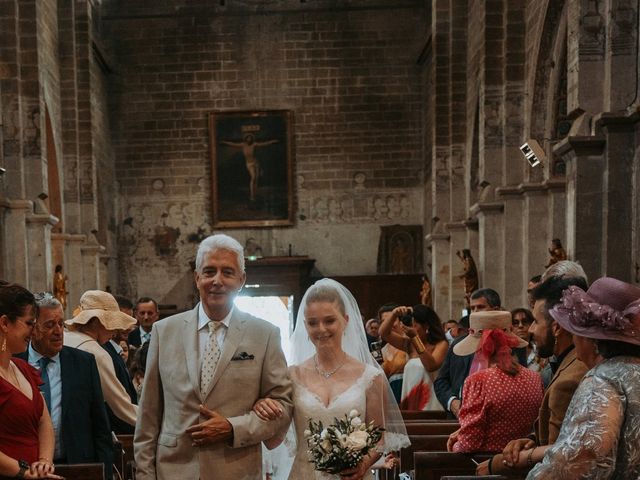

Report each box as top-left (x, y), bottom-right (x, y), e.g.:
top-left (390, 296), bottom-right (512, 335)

top-left (413, 452), bottom-right (477, 480)
top-left (399, 435), bottom-right (450, 473)
top-left (401, 410), bottom-right (448, 421)
top-left (54, 463), bottom-right (104, 480)
top-left (405, 422), bottom-right (459, 436)
top-left (113, 434), bottom-right (135, 480)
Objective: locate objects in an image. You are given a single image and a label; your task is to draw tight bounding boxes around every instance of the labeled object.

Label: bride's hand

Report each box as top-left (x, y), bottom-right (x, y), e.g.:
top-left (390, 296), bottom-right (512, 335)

top-left (252, 398), bottom-right (283, 421)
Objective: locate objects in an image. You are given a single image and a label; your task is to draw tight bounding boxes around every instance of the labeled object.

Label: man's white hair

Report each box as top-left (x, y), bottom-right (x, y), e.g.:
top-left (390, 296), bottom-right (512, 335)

top-left (541, 260), bottom-right (588, 284)
top-left (195, 234), bottom-right (245, 272)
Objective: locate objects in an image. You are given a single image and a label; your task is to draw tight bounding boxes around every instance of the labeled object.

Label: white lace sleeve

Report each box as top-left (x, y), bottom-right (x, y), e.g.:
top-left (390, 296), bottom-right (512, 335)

top-left (365, 367), bottom-right (411, 453)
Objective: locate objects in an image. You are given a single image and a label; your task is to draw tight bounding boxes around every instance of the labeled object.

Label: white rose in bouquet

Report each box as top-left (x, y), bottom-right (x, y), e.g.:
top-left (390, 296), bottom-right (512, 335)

top-left (345, 430), bottom-right (369, 451)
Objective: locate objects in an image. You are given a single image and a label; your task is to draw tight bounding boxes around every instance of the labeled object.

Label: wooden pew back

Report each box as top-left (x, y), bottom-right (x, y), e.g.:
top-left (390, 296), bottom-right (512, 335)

top-left (54, 463), bottom-right (104, 480)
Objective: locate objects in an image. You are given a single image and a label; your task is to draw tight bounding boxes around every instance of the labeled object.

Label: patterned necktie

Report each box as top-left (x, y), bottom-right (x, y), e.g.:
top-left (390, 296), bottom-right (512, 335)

top-left (37, 357), bottom-right (52, 413)
top-left (200, 321), bottom-right (223, 392)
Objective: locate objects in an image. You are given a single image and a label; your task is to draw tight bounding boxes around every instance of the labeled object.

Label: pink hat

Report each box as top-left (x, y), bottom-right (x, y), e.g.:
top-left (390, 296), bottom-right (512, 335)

top-left (549, 277), bottom-right (640, 346)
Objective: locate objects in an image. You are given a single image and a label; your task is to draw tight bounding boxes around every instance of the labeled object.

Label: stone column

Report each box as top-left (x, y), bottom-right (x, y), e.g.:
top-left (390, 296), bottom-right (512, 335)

top-left (446, 222), bottom-right (468, 318)
top-left (426, 231), bottom-right (451, 319)
top-left (496, 188), bottom-right (526, 308)
top-left (81, 234), bottom-right (106, 292)
top-left (0, 199), bottom-right (32, 285)
top-left (470, 201), bottom-right (504, 295)
top-left (554, 135), bottom-right (605, 281)
top-left (26, 211), bottom-right (59, 293)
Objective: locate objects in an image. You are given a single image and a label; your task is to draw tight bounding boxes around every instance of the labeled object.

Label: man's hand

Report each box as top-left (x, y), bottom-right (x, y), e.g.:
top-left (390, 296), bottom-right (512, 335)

top-left (186, 405), bottom-right (233, 446)
top-left (450, 398), bottom-right (461, 417)
top-left (502, 437), bottom-right (535, 467)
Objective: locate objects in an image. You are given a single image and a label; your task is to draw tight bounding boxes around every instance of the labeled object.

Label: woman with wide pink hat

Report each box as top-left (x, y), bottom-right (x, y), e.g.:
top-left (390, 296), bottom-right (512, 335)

top-left (447, 310), bottom-right (543, 454)
top-left (527, 277), bottom-right (640, 480)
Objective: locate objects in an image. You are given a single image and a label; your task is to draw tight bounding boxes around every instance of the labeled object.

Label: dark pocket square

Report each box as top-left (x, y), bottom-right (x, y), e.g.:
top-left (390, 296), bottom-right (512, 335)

top-left (231, 352), bottom-right (255, 361)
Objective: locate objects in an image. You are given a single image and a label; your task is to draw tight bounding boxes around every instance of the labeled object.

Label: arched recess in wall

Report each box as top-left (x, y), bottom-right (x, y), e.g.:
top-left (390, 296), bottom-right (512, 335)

top-left (45, 106), bottom-right (63, 232)
top-left (528, 0), bottom-right (569, 179)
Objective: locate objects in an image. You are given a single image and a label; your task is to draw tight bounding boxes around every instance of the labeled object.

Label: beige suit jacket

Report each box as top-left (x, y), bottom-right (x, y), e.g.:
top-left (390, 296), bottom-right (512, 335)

top-left (134, 306), bottom-right (293, 480)
top-left (535, 348), bottom-right (588, 445)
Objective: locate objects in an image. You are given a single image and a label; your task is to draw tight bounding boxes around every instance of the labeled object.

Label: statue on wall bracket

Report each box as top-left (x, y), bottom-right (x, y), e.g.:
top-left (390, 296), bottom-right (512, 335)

top-left (456, 249), bottom-right (479, 305)
top-left (53, 264), bottom-right (68, 310)
top-left (545, 238), bottom-right (567, 268)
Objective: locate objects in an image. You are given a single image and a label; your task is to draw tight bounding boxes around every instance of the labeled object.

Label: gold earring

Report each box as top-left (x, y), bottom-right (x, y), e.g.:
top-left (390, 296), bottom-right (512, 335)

top-left (1, 337), bottom-right (6, 352)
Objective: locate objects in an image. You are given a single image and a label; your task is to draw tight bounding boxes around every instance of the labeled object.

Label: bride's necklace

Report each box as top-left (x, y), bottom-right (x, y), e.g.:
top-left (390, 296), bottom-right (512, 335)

top-left (314, 354), bottom-right (345, 379)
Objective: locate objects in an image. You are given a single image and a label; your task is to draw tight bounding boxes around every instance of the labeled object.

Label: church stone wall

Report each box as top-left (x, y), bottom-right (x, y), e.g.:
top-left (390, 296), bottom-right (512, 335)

top-left (106, 3), bottom-right (428, 306)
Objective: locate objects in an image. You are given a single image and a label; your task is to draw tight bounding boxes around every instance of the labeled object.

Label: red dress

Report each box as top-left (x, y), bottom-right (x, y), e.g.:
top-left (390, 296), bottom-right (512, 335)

top-left (453, 365), bottom-right (543, 453)
top-left (0, 358), bottom-right (44, 468)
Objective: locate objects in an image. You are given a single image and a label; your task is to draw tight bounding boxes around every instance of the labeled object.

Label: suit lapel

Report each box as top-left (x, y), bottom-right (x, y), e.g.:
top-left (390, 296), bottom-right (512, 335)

top-left (547, 349), bottom-right (577, 390)
top-left (202, 310), bottom-right (246, 399)
top-left (182, 307), bottom-right (202, 401)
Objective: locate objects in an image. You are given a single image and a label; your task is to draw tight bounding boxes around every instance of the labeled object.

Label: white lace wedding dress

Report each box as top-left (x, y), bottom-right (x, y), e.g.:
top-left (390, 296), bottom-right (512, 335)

top-left (288, 363), bottom-right (382, 480)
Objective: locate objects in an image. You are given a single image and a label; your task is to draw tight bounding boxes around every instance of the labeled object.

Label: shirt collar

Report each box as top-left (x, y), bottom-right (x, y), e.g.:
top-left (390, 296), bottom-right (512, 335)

top-left (109, 339), bottom-right (123, 354)
top-left (550, 345), bottom-right (575, 373)
top-left (28, 343), bottom-right (60, 364)
top-left (198, 303), bottom-right (234, 331)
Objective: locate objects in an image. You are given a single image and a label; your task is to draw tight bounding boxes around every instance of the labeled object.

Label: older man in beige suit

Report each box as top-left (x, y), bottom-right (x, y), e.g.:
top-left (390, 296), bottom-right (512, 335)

top-left (134, 234), bottom-right (293, 480)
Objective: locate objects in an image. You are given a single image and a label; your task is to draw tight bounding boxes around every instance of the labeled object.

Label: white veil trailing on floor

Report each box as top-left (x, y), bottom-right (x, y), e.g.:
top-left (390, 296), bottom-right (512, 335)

top-left (290, 277), bottom-right (411, 453)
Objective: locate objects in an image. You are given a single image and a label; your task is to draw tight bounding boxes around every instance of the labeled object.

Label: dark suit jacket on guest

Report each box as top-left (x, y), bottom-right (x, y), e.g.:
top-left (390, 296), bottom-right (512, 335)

top-left (16, 347), bottom-right (113, 477)
top-left (102, 341), bottom-right (138, 435)
top-left (434, 335), bottom-right (474, 414)
top-left (127, 327), bottom-right (142, 348)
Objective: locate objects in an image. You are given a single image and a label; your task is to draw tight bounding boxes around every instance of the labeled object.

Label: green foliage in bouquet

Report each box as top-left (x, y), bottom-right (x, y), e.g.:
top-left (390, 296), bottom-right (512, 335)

top-left (304, 409), bottom-right (384, 474)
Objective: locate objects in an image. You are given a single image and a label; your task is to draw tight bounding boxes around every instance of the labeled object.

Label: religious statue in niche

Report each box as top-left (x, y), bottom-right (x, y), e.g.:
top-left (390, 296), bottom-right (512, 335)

top-left (545, 238), bottom-right (567, 268)
top-left (53, 265), bottom-right (68, 310)
top-left (244, 237), bottom-right (264, 259)
top-left (420, 275), bottom-right (433, 307)
top-left (376, 225), bottom-right (423, 274)
top-left (456, 249), bottom-right (479, 304)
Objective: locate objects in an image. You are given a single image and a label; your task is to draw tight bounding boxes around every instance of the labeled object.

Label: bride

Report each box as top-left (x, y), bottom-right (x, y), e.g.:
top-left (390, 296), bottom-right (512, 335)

top-left (254, 279), bottom-right (410, 480)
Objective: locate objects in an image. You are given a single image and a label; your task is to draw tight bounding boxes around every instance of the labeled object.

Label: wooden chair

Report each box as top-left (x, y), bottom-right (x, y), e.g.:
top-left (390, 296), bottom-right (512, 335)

top-left (54, 463), bottom-right (104, 480)
top-left (401, 410), bottom-right (448, 421)
top-left (113, 434), bottom-right (135, 480)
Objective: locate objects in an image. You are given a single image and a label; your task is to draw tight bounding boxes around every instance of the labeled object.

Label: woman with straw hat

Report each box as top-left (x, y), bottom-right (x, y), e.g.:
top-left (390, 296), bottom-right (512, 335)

top-left (447, 310), bottom-right (543, 454)
top-left (64, 290), bottom-right (138, 427)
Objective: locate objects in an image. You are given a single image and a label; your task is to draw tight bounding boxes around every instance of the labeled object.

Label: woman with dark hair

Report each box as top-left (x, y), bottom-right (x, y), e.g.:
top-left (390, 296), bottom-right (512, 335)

top-left (525, 277), bottom-right (640, 479)
top-left (379, 304), bottom-right (448, 410)
top-left (447, 311), bottom-right (543, 453)
top-left (0, 281), bottom-right (61, 479)
top-left (510, 308), bottom-right (545, 372)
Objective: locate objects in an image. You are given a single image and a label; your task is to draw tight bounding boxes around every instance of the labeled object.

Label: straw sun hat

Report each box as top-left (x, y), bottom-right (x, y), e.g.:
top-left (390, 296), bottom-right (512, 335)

top-left (453, 310), bottom-right (528, 356)
top-left (65, 290), bottom-right (137, 331)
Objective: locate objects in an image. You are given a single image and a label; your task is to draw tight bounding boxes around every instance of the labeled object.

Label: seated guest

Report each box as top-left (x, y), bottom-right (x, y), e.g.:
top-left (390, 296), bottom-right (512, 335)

top-left (0, 282), bottom-right (60, 479)
top-left (365, 317), bottom-right (380, 349)
top-left (511, 308), bottom-right (545, 372)
top-left (447, 311), bottom-right (543, 453)
top-left (15, 292), bottom-right (112, 477)
top-left (129, 341), bottom-right (150, 401)
top-left (476, 276), bottom-right (589, 476)
top-left (378, 303), bottom-right (407, 403)
top-left (527, 277), bottom-right (640, 479)
top-left (435, 288), bottom-right (502, 417)
top-left (64, 290), bottom-right (138, 428)
top-left (379, 304), bottom-right (448, 410)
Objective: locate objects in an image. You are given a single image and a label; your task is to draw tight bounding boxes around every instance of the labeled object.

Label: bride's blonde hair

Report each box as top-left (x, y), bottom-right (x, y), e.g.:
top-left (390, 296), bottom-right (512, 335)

top-left (304, 283), bottom-right (346, 316)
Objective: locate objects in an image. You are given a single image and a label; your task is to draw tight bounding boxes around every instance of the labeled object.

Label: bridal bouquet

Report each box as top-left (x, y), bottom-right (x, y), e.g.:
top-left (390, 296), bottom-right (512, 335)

top-left (304, 409), bottom-right (384, 474)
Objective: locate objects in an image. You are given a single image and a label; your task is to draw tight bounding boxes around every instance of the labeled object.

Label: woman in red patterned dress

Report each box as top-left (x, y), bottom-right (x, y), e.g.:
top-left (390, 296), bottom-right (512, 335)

top-left (447, 311), bottom-right (544, 453)
top-left (0, 282), bottom-right (61, 479)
